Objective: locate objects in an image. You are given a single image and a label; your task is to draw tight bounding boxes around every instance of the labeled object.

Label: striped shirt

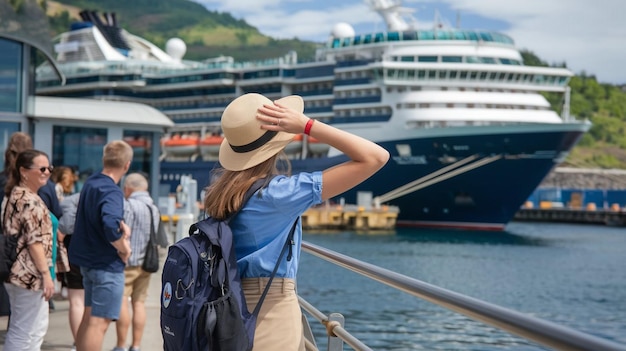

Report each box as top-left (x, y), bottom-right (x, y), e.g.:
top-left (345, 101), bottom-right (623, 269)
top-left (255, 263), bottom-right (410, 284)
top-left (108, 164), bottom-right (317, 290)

top-left (123, 191), bottom-right (159, 267)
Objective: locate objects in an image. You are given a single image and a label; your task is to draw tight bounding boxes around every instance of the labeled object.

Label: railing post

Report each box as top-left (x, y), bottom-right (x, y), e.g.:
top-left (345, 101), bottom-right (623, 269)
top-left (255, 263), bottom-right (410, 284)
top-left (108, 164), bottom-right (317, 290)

top-left (327, 313), bottom-right (345, 351)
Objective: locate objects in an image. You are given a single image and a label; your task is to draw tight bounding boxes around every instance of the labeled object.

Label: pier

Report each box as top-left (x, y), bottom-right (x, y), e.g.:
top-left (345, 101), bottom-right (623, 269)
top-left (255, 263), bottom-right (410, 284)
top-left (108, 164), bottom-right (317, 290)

top-left (515, 207), bottom-right (626, 226)
top-left (301, 204), bottom-right (399, 231)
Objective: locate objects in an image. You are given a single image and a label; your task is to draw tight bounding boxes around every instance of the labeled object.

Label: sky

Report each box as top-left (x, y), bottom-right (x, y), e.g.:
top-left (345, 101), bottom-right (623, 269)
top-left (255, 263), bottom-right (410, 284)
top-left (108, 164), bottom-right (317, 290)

top-left (191, 0), bottom-right (626, 85)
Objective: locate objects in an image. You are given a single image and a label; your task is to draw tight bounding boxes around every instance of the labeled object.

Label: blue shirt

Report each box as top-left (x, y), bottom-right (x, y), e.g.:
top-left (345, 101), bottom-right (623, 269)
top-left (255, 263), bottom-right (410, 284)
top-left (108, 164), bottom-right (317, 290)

top-left (38, 179), bottom-right (63, 219)
top-left (68, 172), bottom-right (126, 272)
top-left (231, 172), bottom-right (323, 279)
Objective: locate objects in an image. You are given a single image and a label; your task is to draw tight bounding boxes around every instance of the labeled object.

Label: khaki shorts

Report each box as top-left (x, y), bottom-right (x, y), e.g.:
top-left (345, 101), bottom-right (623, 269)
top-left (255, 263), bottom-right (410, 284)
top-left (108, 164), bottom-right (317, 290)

top-left (123, 266), bottom-right (151, 302)
top-left (242, 278), bottom-right (305, 351)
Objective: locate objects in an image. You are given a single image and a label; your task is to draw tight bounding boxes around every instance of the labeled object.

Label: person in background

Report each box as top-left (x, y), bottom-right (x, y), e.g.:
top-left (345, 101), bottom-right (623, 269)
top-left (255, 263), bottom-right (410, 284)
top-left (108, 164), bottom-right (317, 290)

top-left (113, 173), bottom-right (159, 351)
top-left (57, 192), bottom-right (83, 351)
top-left (52, 165), bottom-right (77, 201)
top-left (0, 131), bottom-right (33, 320)
top-left (37, 164), bottom-right (68, 312)
top-left (68, 140), bottom-right (133, 351)
top-left (203, 93), bottom-right (389, 350)
top-left (1, 149), bottom-right (55, 349)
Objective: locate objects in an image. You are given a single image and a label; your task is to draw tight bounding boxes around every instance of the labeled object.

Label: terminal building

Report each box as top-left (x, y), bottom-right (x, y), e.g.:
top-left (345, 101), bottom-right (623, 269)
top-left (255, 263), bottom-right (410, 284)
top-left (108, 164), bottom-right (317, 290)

top-left (0, 33), bottom-right (173, 199)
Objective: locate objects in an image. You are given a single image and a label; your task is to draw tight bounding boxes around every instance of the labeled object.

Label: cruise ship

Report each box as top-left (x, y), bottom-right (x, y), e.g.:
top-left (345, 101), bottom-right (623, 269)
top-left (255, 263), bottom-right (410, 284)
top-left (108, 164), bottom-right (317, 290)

top-left (35, 0), bottom-right (590, 230)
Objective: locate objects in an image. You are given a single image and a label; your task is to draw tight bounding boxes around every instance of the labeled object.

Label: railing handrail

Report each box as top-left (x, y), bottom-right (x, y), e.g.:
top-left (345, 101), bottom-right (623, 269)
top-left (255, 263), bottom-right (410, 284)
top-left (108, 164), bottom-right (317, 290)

top-left (302, 240), bottom-right (626, 351)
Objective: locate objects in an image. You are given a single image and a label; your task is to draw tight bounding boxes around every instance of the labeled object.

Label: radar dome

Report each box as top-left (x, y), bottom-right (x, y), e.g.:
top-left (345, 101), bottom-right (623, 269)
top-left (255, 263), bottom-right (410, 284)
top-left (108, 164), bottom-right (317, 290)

top-left (165, 38), bottom-right (187, 61)
top-left (331, 22), bottom-right (355, 38)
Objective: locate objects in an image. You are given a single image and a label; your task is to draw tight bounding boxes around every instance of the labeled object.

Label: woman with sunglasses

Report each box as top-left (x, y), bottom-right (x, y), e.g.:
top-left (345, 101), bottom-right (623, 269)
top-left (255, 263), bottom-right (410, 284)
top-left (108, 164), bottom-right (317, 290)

top-left (1, 149), bottom-right (55, 350)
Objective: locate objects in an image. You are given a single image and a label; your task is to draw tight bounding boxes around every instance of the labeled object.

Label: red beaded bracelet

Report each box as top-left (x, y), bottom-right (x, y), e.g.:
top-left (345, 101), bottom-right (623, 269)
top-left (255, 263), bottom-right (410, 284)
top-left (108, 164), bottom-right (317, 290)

top-left (304, 118), bottom-right (315, 135)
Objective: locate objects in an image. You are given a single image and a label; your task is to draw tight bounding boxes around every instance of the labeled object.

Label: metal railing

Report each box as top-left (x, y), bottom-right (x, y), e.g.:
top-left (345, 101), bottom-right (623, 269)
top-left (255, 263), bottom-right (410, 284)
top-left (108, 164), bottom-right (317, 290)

top-left (300, 241), bottom-right (626, 351)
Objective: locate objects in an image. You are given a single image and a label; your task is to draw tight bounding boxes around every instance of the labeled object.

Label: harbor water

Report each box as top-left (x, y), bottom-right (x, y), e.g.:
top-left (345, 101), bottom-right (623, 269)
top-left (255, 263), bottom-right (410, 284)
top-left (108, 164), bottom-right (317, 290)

top-left (298, 222), bottom-right (626, 350)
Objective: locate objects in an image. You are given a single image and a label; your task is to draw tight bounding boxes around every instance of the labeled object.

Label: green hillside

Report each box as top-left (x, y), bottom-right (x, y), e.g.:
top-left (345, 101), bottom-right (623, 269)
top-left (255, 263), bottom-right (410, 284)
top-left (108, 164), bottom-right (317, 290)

top-left (4, 0), bottom-right (626, 169)
top-left (45, 0), bottom-right (319, 61)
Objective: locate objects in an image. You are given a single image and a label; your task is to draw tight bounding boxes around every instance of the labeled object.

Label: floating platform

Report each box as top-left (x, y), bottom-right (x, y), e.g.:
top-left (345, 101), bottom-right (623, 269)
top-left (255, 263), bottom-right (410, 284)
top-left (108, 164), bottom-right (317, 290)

top-left (514, 203), bottom-right (626, 226)
top-left (301, 204), bottom-right (399, 231)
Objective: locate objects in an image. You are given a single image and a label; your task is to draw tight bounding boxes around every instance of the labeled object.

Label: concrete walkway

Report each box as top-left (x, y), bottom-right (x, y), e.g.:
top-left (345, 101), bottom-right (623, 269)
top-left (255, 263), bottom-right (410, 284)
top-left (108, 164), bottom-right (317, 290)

top-left (0, 248), bottom-right (166, 351)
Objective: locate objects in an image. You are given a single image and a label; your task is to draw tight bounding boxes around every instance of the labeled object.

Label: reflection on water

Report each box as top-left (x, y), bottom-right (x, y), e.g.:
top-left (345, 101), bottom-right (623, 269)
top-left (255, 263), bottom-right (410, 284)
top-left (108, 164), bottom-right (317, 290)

top-left (394, 227), bottom-right (547, 246)
top-left (298, 222), bottom-right (626, 350)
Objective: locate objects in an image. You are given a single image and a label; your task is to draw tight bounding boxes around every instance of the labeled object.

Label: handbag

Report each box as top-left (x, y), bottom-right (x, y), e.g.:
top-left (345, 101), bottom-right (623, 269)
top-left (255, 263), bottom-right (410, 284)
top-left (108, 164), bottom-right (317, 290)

top-left (142, 204), bottom-right (160, 273)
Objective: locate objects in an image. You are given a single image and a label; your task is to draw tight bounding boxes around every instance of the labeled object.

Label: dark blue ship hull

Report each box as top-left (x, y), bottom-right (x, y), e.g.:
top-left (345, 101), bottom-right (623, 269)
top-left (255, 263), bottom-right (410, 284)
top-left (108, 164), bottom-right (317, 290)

top-left (161, 125), bottom-right (586, 230)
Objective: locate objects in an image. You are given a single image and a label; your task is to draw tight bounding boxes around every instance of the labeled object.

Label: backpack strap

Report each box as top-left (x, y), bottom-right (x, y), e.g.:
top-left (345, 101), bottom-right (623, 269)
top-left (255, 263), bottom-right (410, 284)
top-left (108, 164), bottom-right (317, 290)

top-left (251, 218), bottom-right (297, 318)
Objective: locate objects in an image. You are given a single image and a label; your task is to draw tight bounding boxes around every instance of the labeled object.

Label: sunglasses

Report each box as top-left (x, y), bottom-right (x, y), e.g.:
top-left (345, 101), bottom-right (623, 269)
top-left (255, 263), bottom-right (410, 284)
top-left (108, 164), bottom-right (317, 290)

top-left (29, 166), bottom-right (54, 174)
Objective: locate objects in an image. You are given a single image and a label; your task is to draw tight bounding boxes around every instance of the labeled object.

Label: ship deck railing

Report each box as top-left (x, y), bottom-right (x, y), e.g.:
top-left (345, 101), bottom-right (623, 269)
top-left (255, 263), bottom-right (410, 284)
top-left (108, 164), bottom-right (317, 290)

top-left (299, 241), bottom-right (626, 351)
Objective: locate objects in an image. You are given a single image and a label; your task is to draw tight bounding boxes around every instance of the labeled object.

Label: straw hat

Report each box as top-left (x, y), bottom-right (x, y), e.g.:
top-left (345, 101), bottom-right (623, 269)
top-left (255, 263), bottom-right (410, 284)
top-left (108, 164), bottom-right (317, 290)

top-left (219, 93), bottom-right (303, 171)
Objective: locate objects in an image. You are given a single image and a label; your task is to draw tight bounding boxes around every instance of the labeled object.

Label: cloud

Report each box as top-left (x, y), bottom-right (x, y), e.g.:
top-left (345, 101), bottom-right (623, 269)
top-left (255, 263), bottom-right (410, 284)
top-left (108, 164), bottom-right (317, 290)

top-left (440, 0), bottom-right (626, 83)
top-left (193, 0), bottom-right (626, 84)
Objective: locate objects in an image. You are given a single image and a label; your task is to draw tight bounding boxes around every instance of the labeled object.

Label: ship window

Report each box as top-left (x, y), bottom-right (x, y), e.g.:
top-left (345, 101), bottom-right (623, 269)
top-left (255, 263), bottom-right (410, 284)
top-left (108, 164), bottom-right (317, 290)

top-left (442, 56), bottom-right (462, 63)
top-left (401, 56), bottom-right (414, 62)
top-left (439, 71), bottom-right (447, 79)
top-left (489, 72), bottom-right (498, 80)
top-left (460, 71), bottom-right (468, 79)
top-left (418, 56), bottom-right (438, 62)
top-left (480, 57), bottom-right (496, 64)
top-left (428, 70), bottom-right (436, 79)
top-left (454, 31), bottom-right (467, 40)
top-left (0, 38), bottom-right (22, 113)
top-left (479, 72), bottom-right (488, 80)
top-left (436, 31), bottom-right (451, 40)
top-left (499, 58), bottom-right (512, 65)
top-left (387, 32), bottom-right (400, 41)
top-left (342, 38), bottom-right (352, 47)
top-left (402, 31), bottom-right (416, 40)
top-left (466, 56), bottom-right (480, 63)
top-left (450, 71), bottom-right (458, 79)
top-left (479, 32), bottom-right (493, 41)
top-left (353, 35), bottom-right (361, 44)
top-left (407, 70), bottom-right (415, 79)
top-left (468, 32), bottom-right (479, 41)
top-left (363, 34), bottom-right (372, 44)
top-left (470, 71), bottom-right (478, 79)
top-left (417, 70), bottom-right (426, 78)
top-left (374, 33), bottom-right (384, 42)
top-left (418, 31), bottom-right (435, 40)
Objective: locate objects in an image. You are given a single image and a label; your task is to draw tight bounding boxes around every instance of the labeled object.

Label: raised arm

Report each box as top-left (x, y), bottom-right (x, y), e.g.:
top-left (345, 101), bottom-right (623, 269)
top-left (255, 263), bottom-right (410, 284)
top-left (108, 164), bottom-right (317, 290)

top-left (257, 102), bottom-right (389, 201)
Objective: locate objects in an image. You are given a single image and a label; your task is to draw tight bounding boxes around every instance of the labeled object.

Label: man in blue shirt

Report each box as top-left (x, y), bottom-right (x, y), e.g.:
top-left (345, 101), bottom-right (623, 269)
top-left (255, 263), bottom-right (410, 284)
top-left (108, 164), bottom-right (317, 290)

top-left (68, 140), bottom-right (133, 351)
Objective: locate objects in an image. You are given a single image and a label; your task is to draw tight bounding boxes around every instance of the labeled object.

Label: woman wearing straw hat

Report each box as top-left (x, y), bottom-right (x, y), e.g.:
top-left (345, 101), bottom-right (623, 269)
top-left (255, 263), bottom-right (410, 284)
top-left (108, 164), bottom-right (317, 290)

top-left (203, 93), bottom-right (389, 350)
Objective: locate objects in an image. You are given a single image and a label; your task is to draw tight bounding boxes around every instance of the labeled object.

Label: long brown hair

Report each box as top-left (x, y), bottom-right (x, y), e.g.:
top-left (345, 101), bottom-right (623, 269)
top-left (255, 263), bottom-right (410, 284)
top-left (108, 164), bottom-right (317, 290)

top-left (204, 152), bottom-right (291, 220)
top-left (3, 132), bottom-right (32, 171)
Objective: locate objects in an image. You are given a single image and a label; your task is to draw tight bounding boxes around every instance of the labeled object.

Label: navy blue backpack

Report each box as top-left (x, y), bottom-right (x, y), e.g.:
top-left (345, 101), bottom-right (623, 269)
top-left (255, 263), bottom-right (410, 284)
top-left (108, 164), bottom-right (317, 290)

top-left (160, 178), bottom-right (296, 351)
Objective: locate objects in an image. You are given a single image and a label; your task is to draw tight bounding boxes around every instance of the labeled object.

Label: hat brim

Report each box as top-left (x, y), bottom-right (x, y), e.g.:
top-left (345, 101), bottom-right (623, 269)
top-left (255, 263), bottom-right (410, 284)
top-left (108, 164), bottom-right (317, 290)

top-left (219, 95), bottom-right (304, 171)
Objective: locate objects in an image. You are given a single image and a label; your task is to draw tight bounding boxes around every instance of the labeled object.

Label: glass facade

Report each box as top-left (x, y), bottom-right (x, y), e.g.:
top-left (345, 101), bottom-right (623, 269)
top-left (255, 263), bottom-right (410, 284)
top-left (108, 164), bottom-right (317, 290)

top-left (0, 38), bottom-right (22, 113)
top-left (52, 126), bottom-right (107, 186)
top-left (1, 33), bottom-right (166, 201)
top-left (124, 130), bottom-right (153, 176)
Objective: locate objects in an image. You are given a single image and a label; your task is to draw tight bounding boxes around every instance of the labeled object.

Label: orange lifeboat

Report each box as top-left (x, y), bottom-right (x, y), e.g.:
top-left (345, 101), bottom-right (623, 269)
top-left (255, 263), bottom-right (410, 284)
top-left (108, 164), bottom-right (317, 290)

top-left (162, 134), bottom-right (200, 157)
top-left (284, 134), bottom-right (303, 156)
top-left (307, 136), bottom-right (329, 155)
top-left (199, 135), bottom-right (224, 159)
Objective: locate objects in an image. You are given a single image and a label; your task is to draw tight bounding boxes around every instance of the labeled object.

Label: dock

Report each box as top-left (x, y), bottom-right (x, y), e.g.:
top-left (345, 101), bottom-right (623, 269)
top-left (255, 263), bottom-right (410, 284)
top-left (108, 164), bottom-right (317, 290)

top-left (160, 203), bottom-right (400, 233)
top-left (514, 201), bottom-right (626, 226)
top-left (301, 204), bottom-right (399, 231)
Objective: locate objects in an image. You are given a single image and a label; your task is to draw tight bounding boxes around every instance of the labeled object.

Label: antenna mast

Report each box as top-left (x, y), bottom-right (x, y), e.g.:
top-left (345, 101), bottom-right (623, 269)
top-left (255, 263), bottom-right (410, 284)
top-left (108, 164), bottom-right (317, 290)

top-left (364, 0), bottom-right (417, 31)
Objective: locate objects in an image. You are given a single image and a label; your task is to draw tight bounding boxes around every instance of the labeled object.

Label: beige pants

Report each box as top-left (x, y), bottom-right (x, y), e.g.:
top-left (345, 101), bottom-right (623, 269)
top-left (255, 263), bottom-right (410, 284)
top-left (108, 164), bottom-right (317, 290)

top-left (242, 278), bottom-right (305, 351)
